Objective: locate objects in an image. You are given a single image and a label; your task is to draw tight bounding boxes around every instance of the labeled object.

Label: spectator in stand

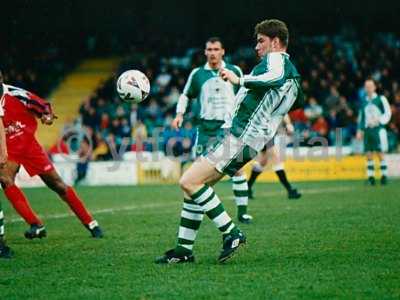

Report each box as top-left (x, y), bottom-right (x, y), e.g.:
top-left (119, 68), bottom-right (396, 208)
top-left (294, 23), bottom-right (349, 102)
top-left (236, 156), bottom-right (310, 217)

top-left (99, 113), bottom-right (110, 131)
top-left (75, 138), bottom-right (92, 185)
top-left (311, 116), bottom-right (329, 139)
top-left (326, 110), bottom-right (341, 144)
top-left (335, 96), bottom-right (355, 144)
top-left (48, 137), bottom-right (70, 158)
top-left (92, 133), bottom-right (110, 161)
top-left (304, 97), bottom-right (323, 122)
top-left (324, 86), bottom-right (341, 111)
top-left (289, 108), bottom-right (309, 134)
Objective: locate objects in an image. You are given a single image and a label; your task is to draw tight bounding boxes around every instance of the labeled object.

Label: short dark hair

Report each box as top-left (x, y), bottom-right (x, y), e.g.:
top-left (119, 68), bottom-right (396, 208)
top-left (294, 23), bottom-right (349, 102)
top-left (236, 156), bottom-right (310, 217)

top-left (365, 77), bottom-right (377, 85)
top-left (255, 19), bottom-right (289, 47)
top-left (206, 37), bottom-right (224, 48)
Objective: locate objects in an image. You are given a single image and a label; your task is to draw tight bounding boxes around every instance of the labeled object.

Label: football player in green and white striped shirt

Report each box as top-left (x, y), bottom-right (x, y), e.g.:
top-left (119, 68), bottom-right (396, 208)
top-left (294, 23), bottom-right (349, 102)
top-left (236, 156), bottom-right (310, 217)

top-left (156, 19), bottom-right (303, 264)
top-left (356, 79), bottom-right (391, 185)
top-left (171, 37), bottom-right (253, 224)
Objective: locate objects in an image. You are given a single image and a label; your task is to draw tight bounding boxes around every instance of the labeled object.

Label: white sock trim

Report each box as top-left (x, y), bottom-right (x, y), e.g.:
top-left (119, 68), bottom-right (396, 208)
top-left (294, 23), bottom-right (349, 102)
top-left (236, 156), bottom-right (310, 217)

top-left (223, 223), bottom-right (235, 234)
top-left (232, 183), bottom-right (248, 191)
top-left (88, 220), bottom-right (98, 230)
top-left (181, 210), bottom-right (204, 221)
top-left (183, 202), bottom-right (204, 212)
top-left (235, 197), bottom-right (248, 206)
top-left (232, 175), bottom-right (246, 182)
top-left (213, 211), bottom-right (231, 229)
top-left (202, 195), bottom-right (220, 212)
top-left (178, 226), bottom-right (197, 241)
top-left (192, 187), bottom-right (214, 205)
top-left (180, 244), bottom-right (193, 251)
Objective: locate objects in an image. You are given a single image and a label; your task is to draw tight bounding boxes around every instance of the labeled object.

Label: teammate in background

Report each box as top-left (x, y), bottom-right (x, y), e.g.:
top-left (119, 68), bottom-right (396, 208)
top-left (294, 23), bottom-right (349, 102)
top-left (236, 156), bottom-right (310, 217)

top-left (356, 78), bottom-right (391, 185)
top-left (0, 80), bottom-right (13, 258)
top-left (0, 71), bottom-right (103, 239)
top-left (247, 114), bottom-right (301, 199)
top-left (157, 19), bottom-right (303, 264)
top-left (171, 37), bottom-right (253, 224)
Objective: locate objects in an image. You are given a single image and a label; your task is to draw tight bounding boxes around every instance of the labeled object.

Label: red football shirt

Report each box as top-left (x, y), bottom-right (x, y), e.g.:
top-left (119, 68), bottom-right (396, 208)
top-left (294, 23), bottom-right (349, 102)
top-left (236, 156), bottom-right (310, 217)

top-left (1, 84), bottom-right (52, 153)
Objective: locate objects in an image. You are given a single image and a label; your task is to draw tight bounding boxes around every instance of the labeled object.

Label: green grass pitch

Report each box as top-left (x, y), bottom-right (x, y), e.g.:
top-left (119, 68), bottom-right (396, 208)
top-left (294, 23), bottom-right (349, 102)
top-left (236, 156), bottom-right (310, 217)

top-left (1, 180), bottom-right (399, 299)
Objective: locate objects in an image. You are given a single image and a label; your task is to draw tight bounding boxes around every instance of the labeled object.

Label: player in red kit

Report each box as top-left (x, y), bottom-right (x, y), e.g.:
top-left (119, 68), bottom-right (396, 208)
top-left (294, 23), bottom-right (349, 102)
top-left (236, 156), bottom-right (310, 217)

top-left (0, 71), bottom-right (103, 239)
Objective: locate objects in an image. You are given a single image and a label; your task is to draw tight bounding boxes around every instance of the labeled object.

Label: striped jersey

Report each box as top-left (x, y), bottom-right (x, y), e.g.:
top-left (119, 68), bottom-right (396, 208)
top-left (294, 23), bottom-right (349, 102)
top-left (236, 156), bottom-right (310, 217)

top-left (182, 61), bottom-right (242, 127)
top-left (357, 93), bottom-right (391, 130)
top-left (230, 52), bottom-right (302, 150)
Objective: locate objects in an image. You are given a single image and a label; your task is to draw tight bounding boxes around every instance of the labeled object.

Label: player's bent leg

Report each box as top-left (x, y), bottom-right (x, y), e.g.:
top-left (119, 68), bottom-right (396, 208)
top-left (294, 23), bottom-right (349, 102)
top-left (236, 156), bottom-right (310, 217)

top-left (156, 158), bottom-right (221, 264)
top-left (232, 170), bottom-right (253, 224)
top-left (39, 170), bottom-right (103, 238)
top-left (158, 158), bottom-right (232, 264)
top-left (0, 161), bottom-right (46, 239)
top-left (158, 134), bottom-right (254, 264)
top-left (184, 136), bottom-right (252, 262)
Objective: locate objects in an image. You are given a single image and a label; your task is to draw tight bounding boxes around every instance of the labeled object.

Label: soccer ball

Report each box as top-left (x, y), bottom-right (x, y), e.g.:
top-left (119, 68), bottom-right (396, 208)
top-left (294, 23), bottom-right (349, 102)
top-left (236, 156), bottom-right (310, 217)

top-left (116, 70), bottom-right (150, 103)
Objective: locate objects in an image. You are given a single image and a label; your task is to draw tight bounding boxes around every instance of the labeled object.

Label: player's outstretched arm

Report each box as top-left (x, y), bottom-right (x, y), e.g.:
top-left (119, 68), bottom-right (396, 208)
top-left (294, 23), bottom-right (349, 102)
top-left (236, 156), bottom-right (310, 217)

top-left (239, 53), bottom-right (284, 89)
top-left (220, 69), bottom-right (240, 85)
top-left (220, 53), bottom-right (284, 89)
top-left (22, 91), bottom-right (58, 125)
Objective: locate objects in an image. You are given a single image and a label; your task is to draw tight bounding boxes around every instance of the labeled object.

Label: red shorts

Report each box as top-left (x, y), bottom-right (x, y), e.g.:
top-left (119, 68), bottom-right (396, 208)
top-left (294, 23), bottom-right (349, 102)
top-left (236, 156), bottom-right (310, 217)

top-left (8, 139), bottom-right (55, 177)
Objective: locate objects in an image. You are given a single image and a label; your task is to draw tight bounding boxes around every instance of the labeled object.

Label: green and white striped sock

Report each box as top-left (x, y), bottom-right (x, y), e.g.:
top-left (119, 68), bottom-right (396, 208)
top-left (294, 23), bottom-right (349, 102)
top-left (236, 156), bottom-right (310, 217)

top-left (232, 175), bottom-right (248, 217)
top-left (177, 198), bottom-right (204, 252)
top-left (191, 185), bottom-right (238, 235)
top-left (367, 159), bottom-right (375, 178)
top-left (0, 202), bottom-right (5, 237)
top-left (380, 160), bottom-right (388, 177)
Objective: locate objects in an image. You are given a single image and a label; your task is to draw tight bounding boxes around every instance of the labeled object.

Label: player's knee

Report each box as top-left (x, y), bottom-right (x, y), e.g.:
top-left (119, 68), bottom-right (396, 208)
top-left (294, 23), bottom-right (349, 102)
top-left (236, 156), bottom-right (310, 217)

top-left (0, 175), bottom-right (15, 188)
top-left (50, 179), bottom-right (68, 195)
top-left (178, 176), bottom-right (190, 192)
top-left (179, 175), bottom-right (195, 194)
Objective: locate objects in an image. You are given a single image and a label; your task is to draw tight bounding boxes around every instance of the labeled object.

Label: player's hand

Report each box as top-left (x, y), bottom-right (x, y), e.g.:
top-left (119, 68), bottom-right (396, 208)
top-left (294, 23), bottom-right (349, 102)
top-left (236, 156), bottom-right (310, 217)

top-left (219, 68), bottom-right (240, 85)
top-left (356, 131), bottom-right (363, 140)
top-left (41, 113), bottom-right (58, 125)
top-left (171, 114), bottom-right (184, 130)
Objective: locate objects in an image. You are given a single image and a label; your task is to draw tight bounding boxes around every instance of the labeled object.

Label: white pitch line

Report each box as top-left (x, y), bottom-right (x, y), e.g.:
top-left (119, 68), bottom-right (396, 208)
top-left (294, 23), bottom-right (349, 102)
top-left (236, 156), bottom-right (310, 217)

top-left (223, 186), bottom-right (353, 200)
top-left (6, 186), bottom-right (353, 224)
top-left (7, 203), bottom-right (171, 224)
